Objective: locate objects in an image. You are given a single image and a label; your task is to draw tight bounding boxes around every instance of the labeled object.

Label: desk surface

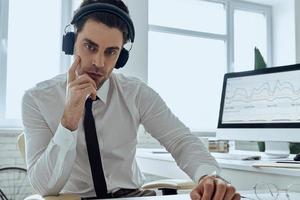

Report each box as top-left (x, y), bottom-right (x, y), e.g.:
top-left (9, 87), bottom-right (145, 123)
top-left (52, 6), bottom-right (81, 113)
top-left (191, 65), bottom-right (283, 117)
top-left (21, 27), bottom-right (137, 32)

top-left (136, 148), bottom-right (300, 190)
top-left (137, 148), bottom-right (300, 177)
top-left (28, 192), bottom-right (300, 200)
top-left (106, 194), bottom-right (189, 200)
top-left (105, 192), bottom-right (300, 200)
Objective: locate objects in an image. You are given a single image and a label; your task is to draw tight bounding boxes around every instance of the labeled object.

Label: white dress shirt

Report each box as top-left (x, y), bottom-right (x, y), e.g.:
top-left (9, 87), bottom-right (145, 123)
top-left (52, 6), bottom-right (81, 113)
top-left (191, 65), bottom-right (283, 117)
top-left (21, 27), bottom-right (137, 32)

top-left (22, 72), bottom-right (220, 197)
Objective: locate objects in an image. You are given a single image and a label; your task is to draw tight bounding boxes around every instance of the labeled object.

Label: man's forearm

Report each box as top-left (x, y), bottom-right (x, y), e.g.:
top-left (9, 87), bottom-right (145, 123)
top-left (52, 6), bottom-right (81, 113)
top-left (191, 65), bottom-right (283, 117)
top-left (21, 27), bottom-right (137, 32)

top-left (27, 124), bottom-right (78, 196)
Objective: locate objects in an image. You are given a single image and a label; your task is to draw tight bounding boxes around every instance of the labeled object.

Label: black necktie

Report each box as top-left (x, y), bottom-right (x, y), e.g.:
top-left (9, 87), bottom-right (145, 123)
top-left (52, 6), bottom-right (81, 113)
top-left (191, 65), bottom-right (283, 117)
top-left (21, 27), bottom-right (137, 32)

top-left (84, 97), bottom-right (108, 198)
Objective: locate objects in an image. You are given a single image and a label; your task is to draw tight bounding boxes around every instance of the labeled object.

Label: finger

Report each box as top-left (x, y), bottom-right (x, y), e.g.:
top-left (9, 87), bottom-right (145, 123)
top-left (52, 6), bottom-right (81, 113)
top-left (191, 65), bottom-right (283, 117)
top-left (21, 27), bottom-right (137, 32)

top-left (81, 73), bottom-right (97, 89)
top-left (223, 184), bottom-right (236, 200)
top-left (68, 56), bottom-right (80, 83)
top-left (72, 74), bottom-right (97, 89)
top-left (75, 83), bottom-right (95, 90)
top-left (232, 193), bottom-right (241, 200)
top-left (69, 83), bottom-right (94, 98)
top-left (83, 85), bottom-right (97, 100)
top-left (70, 79), bottom-right (92, 89)
top-left (201, 177), bottom-right (215, 200)
top-left (190, 188), bottom-right (202, 200)
top-left (212, 179), bottom-right (226, 200)
top-left (73, 83), bottom-right (96, 94)
top-left (90, 91), bottom-right (97, 100)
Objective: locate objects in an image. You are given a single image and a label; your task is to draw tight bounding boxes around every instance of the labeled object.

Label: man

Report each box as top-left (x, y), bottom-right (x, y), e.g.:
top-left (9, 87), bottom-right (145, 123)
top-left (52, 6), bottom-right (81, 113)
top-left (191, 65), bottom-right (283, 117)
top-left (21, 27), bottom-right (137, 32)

top-left (22, 0), bottom-right (240, 199)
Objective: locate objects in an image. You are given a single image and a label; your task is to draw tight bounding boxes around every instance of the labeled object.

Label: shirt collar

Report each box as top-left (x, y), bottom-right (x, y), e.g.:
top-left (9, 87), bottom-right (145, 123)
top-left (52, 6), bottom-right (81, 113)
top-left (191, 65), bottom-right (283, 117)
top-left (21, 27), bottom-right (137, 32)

top-left (97, 78), bottom-right (109, 104)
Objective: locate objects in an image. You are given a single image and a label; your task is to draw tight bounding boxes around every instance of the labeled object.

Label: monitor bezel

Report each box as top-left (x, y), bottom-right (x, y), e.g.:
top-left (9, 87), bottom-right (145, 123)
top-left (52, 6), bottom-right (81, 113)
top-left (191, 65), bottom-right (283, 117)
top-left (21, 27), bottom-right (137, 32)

top-left (218, 63), bottom-right (300, 128)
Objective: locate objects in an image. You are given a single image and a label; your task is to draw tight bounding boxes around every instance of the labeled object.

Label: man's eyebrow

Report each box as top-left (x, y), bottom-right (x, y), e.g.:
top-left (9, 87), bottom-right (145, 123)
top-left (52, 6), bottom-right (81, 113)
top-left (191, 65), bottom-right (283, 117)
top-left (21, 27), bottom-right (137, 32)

top-left (106, 46), bottom-right (121, 51)
top-left (83, 38), bottom-right (99, 48)
top-left (83, 38), bottom-right (121, 50)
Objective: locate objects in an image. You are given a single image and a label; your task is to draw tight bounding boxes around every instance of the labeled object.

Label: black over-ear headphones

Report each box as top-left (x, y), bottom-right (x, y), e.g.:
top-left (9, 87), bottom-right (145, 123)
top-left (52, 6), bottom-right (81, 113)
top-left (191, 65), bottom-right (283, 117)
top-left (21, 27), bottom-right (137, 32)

top-left (62, 3), bottom-right (135, 69)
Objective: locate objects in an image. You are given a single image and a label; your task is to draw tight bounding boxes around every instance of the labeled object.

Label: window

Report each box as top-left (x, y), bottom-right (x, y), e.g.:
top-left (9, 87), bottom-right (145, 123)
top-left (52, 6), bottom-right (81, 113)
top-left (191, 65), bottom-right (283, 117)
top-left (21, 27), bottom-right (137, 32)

top-left (72, 0), bottom-right (82, 12)
top-left (148, 0), bottom-right (272, 131)
top-left (149, 0), bottom-right (226, 34)
top-left (0, 0), bottom-right (64, 128)
top-left (148, 30), bottom-right (226, 131)
top-left (0, 0), bottom-right (272, 130)
top-left (233, 2), bottom-right (271, 72)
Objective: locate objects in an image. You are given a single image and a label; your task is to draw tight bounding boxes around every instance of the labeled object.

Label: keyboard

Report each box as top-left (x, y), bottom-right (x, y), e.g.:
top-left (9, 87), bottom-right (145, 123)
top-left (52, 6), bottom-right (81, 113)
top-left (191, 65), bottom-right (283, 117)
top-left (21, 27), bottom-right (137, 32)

top-left (211, 152), bottom-right (261, 161)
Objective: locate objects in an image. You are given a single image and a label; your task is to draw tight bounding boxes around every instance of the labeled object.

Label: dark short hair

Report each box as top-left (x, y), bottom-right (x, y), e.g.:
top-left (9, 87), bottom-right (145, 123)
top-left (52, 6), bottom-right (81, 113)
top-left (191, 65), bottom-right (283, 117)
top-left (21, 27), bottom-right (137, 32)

top-left (74, 0), bottom-right (130, 44)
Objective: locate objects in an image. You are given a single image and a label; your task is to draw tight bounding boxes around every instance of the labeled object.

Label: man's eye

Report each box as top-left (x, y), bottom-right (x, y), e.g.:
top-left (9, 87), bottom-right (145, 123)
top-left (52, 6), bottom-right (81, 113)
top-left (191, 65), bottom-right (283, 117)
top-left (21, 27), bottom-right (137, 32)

top-left (84, 43), bottom-right (96, 51)
top-left (106, 49), bottom-right (117, 56)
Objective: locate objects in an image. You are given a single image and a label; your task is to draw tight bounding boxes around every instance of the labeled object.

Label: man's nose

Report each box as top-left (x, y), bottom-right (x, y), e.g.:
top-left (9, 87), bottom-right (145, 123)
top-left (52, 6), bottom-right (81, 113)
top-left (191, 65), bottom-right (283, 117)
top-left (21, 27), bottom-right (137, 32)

top-left (93, 53), bottom-right (105, 68)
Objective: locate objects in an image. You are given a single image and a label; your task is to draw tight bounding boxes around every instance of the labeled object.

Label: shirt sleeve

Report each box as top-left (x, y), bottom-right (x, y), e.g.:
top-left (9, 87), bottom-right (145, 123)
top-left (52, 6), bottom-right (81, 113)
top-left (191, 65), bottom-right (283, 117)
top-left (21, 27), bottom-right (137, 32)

top-left (22, 91), bottom-right (78, 196)
top-left (137, 83), bottom-right (221, 182)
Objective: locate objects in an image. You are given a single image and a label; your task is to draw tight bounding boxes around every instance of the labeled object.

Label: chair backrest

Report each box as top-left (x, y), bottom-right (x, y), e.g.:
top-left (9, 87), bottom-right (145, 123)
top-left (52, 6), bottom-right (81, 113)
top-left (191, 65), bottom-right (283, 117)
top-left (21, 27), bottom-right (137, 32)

top-left (17, 133), bottom-right (26, 165)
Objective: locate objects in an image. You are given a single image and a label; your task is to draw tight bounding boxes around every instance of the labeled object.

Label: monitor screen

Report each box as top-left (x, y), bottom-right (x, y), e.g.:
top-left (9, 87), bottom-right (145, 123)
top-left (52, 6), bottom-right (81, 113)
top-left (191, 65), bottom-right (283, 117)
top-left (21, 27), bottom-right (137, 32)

top-left (216, 64), bottom-right (300, 157)
top-left (218, 64), bottom-right (300, 129)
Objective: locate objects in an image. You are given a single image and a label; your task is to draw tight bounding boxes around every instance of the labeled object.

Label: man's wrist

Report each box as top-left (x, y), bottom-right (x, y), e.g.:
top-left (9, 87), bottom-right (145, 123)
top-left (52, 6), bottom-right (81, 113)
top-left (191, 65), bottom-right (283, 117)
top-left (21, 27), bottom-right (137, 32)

top-left (198, 172), bottom-right (230, 184)
top-left (61, 115), bottom-right (78, 131)
top-left (213, 175), bottom-right (230, 184)
top-left (54, 123), bottom-right (78, 146)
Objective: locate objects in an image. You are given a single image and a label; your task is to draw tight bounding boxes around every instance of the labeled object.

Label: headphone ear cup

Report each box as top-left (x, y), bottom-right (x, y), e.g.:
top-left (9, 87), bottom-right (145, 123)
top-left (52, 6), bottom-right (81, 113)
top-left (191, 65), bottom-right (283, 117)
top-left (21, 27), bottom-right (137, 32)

top-left (62, 32), bottom-right (75, 55)
top-left (115, 48), bottom-right (129, 69)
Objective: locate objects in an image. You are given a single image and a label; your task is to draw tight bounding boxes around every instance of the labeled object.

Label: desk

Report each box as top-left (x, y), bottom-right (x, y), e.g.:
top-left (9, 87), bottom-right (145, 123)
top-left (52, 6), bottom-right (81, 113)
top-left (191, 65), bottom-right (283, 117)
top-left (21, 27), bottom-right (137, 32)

top-left (136, 148), bottom-right (300, 190)
top-left (105, 192), bottom-right (300, 199)
top-left (24, 194), bottom-right (190, 200)
top-left (26, 192), bottom-right (300, 200)
top-left (106, 194), bottom-right (189, 200)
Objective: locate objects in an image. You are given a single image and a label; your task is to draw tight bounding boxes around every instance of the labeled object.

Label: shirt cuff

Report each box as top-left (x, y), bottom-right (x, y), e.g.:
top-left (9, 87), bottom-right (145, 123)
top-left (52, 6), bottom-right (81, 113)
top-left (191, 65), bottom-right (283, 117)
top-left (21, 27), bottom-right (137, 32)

top-left (52, 123), bottom-right (78, 150)
top-left (193, 164), bottom-right (221, 183)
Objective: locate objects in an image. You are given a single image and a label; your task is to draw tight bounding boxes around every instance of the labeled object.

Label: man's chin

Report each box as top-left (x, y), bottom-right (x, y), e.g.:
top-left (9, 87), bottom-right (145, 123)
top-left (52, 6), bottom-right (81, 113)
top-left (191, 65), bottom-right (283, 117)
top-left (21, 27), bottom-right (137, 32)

top-left (96, 79), bottom-right (107, 90)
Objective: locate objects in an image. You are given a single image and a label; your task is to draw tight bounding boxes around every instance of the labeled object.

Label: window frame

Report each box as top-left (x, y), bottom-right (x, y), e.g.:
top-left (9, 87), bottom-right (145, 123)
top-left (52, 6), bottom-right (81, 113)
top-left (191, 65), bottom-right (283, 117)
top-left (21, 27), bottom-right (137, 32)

top-left (148, 0), bottom-right (273, 132)
top-left (0, 0), bottom-right (9, 123)
top-left (228, 0), bottom-right (273, 72)
top-left (0, 1), bottom-right (72, 129)
top-left (0, 0), bottom-right (273, 129)
top-left (149, 0), bottom-right (272, 71)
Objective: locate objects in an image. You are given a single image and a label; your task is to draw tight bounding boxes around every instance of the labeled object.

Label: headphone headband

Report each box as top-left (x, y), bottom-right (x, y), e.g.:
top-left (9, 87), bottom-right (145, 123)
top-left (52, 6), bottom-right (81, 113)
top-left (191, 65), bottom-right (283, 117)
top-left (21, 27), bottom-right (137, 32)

top-left (62, 2), bottom-right (134, 68)
top-left (71, 3), bottom-right (135, 43)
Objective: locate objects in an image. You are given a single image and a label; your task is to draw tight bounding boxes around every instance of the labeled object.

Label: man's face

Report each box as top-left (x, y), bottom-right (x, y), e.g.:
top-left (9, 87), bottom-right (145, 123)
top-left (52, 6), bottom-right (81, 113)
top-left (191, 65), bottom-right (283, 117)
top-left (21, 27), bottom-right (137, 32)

top-left (74, 19), bottom-right (123, 89)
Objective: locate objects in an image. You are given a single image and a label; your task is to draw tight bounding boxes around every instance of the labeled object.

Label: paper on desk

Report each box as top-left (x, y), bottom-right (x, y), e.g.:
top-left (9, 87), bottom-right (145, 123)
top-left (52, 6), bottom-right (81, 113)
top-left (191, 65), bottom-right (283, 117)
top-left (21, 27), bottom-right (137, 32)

top-left (252, 162), bottom-right (300, 168)
top-left (104, 194), bottom-right (190, 200)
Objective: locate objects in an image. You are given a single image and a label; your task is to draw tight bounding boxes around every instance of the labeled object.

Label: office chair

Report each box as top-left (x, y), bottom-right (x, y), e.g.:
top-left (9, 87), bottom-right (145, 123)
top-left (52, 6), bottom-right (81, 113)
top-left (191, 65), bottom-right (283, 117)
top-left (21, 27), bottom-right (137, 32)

top-left (17, 133), bottom-right (195, 199)
top-left (0, 166), bottom-right (32, 200)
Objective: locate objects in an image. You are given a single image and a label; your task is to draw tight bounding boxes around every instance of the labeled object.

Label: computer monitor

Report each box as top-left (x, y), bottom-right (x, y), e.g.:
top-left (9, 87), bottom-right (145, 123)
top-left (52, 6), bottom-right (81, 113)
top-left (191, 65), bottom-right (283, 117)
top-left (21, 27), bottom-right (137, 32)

top-left (216, 64), bottom-right (300, 158)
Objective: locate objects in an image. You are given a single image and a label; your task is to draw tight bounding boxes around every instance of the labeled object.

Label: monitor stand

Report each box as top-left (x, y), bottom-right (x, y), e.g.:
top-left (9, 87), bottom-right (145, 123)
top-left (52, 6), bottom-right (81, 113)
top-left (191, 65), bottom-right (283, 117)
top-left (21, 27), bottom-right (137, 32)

top-left (264, 141), bottom-right (290, 159)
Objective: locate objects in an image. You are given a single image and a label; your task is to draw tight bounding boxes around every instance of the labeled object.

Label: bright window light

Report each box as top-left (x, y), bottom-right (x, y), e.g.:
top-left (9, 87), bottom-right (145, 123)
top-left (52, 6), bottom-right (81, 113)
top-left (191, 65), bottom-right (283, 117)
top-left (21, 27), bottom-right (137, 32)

top-left (234, 9), bottom-right (268, 72)
top-left (149, 0), bottom-right (226, 34)
top-left (5, 0), bottom-right (61, 120)
top-left (72, 0), bottom-right (82, 12)
top-left (148, 31), bottom-right (226, 131)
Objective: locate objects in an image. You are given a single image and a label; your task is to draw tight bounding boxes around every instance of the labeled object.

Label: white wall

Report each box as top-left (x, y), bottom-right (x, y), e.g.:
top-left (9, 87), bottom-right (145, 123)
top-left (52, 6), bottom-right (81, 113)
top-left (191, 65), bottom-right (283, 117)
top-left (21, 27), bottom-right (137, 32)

top-left (295, 0), bottom-right (300, 63)
top-left (272, 0), bottom-right (296, 66)
top-left (119, 0), bottom-right (148, 82)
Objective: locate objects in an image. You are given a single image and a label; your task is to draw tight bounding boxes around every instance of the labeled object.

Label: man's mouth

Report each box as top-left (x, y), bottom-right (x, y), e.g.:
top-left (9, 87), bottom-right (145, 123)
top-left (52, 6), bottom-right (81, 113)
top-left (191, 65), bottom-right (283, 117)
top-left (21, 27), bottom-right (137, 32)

top-left (87, 72), bottom-right (102, 81)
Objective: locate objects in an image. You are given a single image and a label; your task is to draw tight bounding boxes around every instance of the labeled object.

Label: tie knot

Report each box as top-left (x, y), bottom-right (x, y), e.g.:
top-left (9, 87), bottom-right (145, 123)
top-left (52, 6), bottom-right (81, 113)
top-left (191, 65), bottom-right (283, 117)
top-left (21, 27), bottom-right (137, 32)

top-left (85, 97), bottom-right (98, 110)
